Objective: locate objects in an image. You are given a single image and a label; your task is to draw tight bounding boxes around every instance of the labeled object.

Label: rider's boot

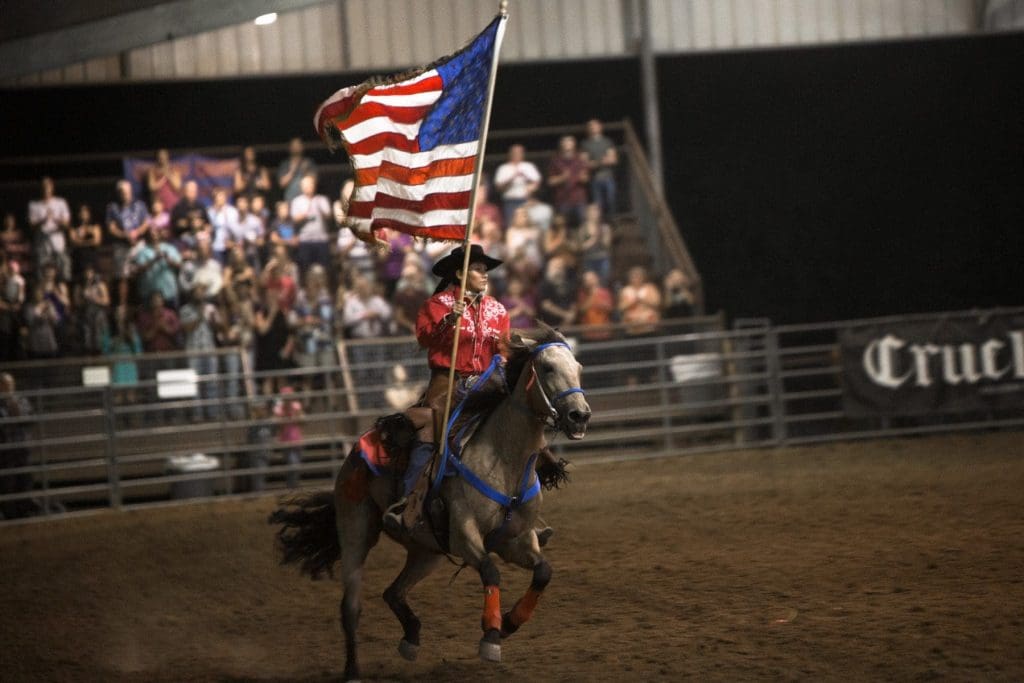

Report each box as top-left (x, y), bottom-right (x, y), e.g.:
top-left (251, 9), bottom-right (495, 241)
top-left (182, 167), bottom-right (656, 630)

top-left (382, 440), bottom-right (434, 537)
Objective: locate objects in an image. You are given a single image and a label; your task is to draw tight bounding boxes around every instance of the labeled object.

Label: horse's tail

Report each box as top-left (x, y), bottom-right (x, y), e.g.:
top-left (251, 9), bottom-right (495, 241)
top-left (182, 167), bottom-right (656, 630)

top-left (268, 490), bottom-right (340, 580)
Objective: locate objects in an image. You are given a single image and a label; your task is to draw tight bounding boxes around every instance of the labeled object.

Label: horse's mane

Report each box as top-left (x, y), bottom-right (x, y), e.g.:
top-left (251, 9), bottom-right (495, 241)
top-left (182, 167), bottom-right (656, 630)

top-left (454, 322), bottom-right (569, 418)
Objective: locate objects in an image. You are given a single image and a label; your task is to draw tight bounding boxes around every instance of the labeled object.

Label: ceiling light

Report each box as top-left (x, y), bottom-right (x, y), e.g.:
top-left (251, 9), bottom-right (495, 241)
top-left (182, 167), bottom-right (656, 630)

top-left (254, 13), bottom-right (278, 26)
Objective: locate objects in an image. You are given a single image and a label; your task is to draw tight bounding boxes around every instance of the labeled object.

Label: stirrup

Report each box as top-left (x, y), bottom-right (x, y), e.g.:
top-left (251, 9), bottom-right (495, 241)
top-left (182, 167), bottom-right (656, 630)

top-left (382, 497), bottom-right (408, 536)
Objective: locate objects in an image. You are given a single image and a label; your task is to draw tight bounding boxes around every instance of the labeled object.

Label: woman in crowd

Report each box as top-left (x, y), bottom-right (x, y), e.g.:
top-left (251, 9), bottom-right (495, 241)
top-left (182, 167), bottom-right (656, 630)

top-left (233, 146), bottom-right (272, 201)
top-left (23, 285), bottom-right (60, 360)
top-left (576, 269), bottom-right (614, 341)
top-left (578, 203), bottom-right (612, 285)
top-left (618, 265), bottom-right (662, 336)
top-left (663, 268), bottom-right (697, 319)
top-left (68, 205), bottom-right (103, 283)
top-left (223, 244), bottom-right (256, 295)
top-left (76, 263), bottom-right (110, 354)
top-left (147, 148), bottom-right (182, 210)
top-left (504, 206), bottom-right (543, 273)
top-left (291, 264), bottom-right (335, 403)
top-left (1, 213), bottom-right (32, 277)
top-left (543, 213), bottom-right (578, 269)
top-left (254, 286), bottom-right (294, 396)
top-left (499, 275), bottom-right (537, 330)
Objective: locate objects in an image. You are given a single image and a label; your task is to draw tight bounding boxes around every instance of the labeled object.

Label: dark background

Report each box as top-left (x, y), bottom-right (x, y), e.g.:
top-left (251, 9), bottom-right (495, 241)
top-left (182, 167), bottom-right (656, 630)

top-left (2, 32), bottom-right (1022, 323)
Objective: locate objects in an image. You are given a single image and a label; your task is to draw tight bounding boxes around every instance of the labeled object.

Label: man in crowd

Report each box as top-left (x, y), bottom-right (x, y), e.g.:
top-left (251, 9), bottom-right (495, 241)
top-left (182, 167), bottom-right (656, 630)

top-left (290, 174), bottom-right (332, 276)
top-left (580, 119), bottom-right (618, 217)
top-left (493, 143), bottom-right (542, 227)
top-left (547, 135), bottom-right (589, 225)
top-left (106, 180), bottom-right (151, 308)
top-left (276, 137), bottom-right (317, 203)
top-left (27, 177), bottom-right (71, 281)
top-left (170, 179), bottom-right (210, 243)
top-left (130, 229), bottom-right (182, 311)
top-left (208, 186), bottom-right (241, 265)
top-left (179, 283), bottom-right (222, 422)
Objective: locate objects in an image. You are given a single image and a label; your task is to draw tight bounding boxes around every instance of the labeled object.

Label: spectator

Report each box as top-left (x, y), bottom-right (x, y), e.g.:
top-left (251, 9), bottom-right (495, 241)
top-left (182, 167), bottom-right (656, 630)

top-left (234, 145), bottom-right (272, 201)
top-left (576, 270), bottom-right (614, 341)
top-left (0, 254), bottom-right (26, 362)
top-left (273, 386), bottom-right (304, 488)
top-left (392, 261), bottom-right (430, 336)
top-left (259, 250), bottom-right (298, 312)
top-left (578, 203), bottom-right (612, 284)
top-left (663, 268), bottom-right (697, 319)
top-left (476, 218), bottom-right (508, 295)
top-left (580, 119), bottom-right (618, 217)
top-left (39, 262), bottom-right (70, 348)
top-left (235, 195), bottom-right (265, 271)
top-left (276, 137), bottom-right (317, 203)
top-left (500, 276), bottom-right (537, 330)
top-left (473, 178), bottom-right (503, 231)
top-left (290, 174), bottom-right (332, 276)
top-left (343, 275), bottom-right (392, 407)
top-left (150, 197), bottom-right (171, 240)
top-left (375, 228), bottom-right (413, 297)
top-left (28, 176), bottom-right (72, 281)
top-left (129, 229), bottom-right (182, 310)
top-left (22, 285), bottom-right (60, 360)
top-left (136, 291), bottom-right (181, 353)
top-left (101, 312), bottom-right (143, 421)
top-left (220, 243), bottom-right (254, 298)
top-left (1, 373), bottom-right (39, 519)
top-left (537, 255), bottom-right (577, 328)
top-left (524, 194), bottom-right (554, 233)
top-left (493, 143), bottom-right (542, 226)
top-left (68, 205), bottom-right (103, 283)
top-left (254, 286), bottom-right (295, 396)
top-left (543, 213), bottom-right (579, 267)
top-left (618, 265), bottom-right (662, 336)
top-left (178, 235), bottom-right (224, 301)
top-left (147, 148), bottom-right (183, 210)
top-left (179, 283), bottom-right (222, 422)
top-left (1, 213), bottom-right (32, 278)
top-left (218, 285), bottom-right (253, 421)
top-left (269, 200), bottom-right (298, 261)
top-left (170, 180), bottom-right (210, 243)
top-left (106, 179), bottom-right (151, 297)
top-left (333, 179), bottom-right (374, 282)
top-left (505, 206), bottom-right (543, 272)
top-left (291, 264), bottom-right (336, 399)
top-left (208, 186), bottom-right (241, 265)
top-left (76, 264), bottom-right (110, 355)
top-left (547, 135), bottom-right (589, 225)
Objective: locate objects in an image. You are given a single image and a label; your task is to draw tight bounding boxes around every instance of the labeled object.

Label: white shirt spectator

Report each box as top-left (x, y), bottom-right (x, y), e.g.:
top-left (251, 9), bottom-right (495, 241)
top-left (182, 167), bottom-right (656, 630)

top-left (291, 193), bottom-right (331, 242)
top-left (28, 196), bottom-right (71, 254)
top-left (209, 204), bottom-right (241, 252)
top-left (343, 291), bottom-right (392, 339)
top-left (494, 160), bottom-right (542, 201)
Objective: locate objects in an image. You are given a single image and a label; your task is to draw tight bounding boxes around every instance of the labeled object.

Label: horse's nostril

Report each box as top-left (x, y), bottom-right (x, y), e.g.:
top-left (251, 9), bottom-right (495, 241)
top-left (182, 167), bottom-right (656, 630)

top-left (569, 409), bottom-right (589, 423)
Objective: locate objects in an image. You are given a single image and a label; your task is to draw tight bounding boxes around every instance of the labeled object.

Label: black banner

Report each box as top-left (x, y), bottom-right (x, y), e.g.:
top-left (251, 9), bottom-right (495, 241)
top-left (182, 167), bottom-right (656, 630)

top-left (840, 312), bottom-right (1024, 416)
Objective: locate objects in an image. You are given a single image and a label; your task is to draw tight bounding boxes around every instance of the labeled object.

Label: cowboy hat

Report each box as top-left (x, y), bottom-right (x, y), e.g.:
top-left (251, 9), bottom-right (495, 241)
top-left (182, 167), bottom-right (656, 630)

top-left (431, 243), bottom-right (503, 279)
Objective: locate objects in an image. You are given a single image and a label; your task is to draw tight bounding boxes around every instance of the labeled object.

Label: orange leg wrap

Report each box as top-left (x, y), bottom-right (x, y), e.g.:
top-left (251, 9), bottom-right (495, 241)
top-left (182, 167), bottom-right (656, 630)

top-left (508, 587), bottom-right (543, 628)
top-left (482, 585), bottom-right (502, 632)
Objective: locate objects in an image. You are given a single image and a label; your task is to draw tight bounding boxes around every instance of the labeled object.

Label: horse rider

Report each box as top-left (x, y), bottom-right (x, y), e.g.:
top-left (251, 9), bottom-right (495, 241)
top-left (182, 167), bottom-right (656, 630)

top-left (383, 244), bottom-right (509, 535)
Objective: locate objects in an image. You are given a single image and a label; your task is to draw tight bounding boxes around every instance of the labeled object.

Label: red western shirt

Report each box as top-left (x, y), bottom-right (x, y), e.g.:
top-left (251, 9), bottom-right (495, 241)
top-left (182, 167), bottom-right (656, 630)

top-left (416, 288), bottom-right (509, 375)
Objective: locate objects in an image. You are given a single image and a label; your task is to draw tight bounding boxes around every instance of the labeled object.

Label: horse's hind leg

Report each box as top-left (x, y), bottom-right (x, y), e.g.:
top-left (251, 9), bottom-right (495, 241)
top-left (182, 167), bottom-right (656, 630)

top-left (497, 532), bottom-right (552, 639)
top-left (338, 500), bottom-right (381, 682)
top-left (383, 548), bottom-right (443, 661)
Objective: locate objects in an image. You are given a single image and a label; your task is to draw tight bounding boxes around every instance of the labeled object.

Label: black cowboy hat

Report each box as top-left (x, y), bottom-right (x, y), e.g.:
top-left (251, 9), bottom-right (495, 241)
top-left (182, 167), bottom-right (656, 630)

top-left (431, 243), bottom-right (503, 279)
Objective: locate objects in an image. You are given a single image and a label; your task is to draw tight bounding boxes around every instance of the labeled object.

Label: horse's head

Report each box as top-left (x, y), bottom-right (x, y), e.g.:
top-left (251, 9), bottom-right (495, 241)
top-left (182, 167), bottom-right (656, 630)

top-left (511, 328), bottom-right (592, 440)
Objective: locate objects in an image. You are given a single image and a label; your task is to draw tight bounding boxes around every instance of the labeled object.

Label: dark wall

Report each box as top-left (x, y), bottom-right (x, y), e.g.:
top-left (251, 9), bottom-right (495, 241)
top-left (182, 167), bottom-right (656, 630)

top-left (2, 32), bottom-right (1022, 323)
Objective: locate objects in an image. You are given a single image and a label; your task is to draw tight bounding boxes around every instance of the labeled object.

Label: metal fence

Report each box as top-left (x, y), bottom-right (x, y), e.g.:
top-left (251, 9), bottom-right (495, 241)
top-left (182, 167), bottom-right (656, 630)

top-left (3, 308), bottom-right (1022, 523)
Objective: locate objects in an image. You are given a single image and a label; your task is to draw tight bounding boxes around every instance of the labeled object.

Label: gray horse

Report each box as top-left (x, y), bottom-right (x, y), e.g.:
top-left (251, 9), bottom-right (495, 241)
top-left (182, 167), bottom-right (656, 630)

top-left (270, 326), bottom-right (591, 681)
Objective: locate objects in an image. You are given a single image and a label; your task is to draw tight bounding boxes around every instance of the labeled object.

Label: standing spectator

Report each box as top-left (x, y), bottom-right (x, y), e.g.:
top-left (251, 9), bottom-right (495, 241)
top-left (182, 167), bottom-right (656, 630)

top-left (179, 283), bottom-right (222, 422)
top-left (500, 276), bottom-right (537, 331)
top-left (254, 287), bottom-right (295, 396)
top-left (618, 266), bottom-right (662, 336)
top-left (129, 229), bottom-right (182, 310)
top-left (106, 179), bottom-right (151, 308)
top-left (76, 264), bottom-right (110, 355)
top-left (343, 275), bottom-right (392, 405)
top-left (208, 187), bottom-right (241, 265)
top-left (223, 244), bottom-right (256, 296)
top-left (170, 180), bottom-right (210, 243)
top-left (234, 145), bottom-right (272, 201)
top-left (147, 148), bottom-right (183, 210)
top-left (578, 203), bottom-right (612, 284)
top-left (235, 195), bottom-right (265, 271)
top-left (136, 291), bottom-right (181, 353)
top-left (493, 143), bottom-right (542, 226)
top-left (524, 195), bottom-right (554, 233)
top-left (580, 119), bottom-right (618, 217)
top-left (473, 178), bottom-right (503, 231)
top-left (273, 386), bottom-right (304, 488)
top-left (219, 282), bottom-right (254, 420)
top-left (375, 228), bottom-right (413, 298)
top-left (663, 268), bottom-right (697, 319)
top-left (0, 254), bottom-right (26, 362)
top-left (547, 136), bottom-right (589, 225)
top-left (543, 214), bottom-right (579, 267)
top-left (290, 174), bottom-right (332, 277)
top-left (291, 264), bottom-right (335, 401)
top-left (28, 176), bottom-right (72, 281)
top-left (101, 313), bottom-right (143, 421)
top-left (505, 206), bottom-right (543, 272)
top-left (537, 255), bottom-right (577, 328)
top-left (39, 262), bottom-right (70, 350)
top-left (1, 213), bottom-right (32, 277)
top-left (269, 200), bottom-right (299, 261)
top-left (0, 373), bottom-right (39, 519)
top-left (392, 261), bottom-right (430, 336)
top-left (150, 197), bottom-right (171, 240)
top-left (276, 138), bottom-right (317, 203)
top-left (576, 270), bottom-right (615, 341)
top-left (259, 251), bottom-right (298, 313)
top-left (22, 285), bottom-right (60, 360)
top-left (68, 205), bottom-right (103, 283)
top-left (178, 235), bottom-right (224, 301)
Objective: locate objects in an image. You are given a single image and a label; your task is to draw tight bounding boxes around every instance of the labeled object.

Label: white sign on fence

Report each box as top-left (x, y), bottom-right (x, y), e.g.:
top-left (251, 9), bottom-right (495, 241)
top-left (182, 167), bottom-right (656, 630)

top-left (156, 368), bottom-right (198, 399)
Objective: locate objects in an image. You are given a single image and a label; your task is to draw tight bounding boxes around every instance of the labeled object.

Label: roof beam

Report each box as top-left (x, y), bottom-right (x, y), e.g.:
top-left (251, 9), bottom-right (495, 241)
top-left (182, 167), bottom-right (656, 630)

top-left (0, 0), bottom-right (328, 82)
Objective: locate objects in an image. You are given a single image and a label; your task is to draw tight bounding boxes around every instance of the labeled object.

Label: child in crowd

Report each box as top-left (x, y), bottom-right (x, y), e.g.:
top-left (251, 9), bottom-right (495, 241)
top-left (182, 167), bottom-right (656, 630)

top-left (273, 386), bottom-right (304, 488)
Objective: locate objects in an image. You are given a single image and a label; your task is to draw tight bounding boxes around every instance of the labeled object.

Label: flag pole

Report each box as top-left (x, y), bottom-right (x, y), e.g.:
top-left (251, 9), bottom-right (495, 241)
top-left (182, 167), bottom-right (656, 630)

top-left (437, 1), bottom-right (509, 458)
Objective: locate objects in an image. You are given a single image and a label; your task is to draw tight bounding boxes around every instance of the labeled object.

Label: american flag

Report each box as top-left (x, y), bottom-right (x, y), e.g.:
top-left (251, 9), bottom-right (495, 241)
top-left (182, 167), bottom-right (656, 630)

top-left (314, 16), bottom-right (505, 241)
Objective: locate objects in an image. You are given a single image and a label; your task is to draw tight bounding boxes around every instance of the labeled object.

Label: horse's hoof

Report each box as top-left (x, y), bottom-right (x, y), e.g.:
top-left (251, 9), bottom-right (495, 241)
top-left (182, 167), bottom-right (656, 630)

top-left (398, 638), bottom-right (419, 661)
top-left (479, 638), bottom-right (501, 663)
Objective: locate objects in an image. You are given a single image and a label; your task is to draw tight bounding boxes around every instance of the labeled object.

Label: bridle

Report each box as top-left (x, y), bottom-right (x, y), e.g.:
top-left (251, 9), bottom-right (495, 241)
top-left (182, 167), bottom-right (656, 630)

top-left (524, 341), bottom-right (586, 432)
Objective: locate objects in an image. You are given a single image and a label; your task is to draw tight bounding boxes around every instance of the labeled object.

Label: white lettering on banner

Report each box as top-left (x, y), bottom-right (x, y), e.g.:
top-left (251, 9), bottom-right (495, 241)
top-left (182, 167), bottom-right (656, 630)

top-left (862, 330), bottom-right (1024, 390)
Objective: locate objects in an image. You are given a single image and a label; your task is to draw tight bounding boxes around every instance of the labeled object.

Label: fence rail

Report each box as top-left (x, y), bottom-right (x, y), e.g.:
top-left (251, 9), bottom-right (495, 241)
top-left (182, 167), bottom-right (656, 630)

top-left (3, 307), bottom-right (1023, 523)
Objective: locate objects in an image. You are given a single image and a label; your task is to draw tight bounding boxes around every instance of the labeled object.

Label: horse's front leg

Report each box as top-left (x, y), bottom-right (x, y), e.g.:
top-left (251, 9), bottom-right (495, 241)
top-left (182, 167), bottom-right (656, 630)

top-left (496, 530), bottom-right (552, 638)
top-left (449, 517), bottom-right (504, 663)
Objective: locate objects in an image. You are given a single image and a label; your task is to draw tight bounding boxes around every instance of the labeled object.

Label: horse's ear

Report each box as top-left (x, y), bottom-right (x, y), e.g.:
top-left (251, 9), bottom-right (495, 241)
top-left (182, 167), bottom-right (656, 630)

top-left (509, 332), bottom-right (537, 350)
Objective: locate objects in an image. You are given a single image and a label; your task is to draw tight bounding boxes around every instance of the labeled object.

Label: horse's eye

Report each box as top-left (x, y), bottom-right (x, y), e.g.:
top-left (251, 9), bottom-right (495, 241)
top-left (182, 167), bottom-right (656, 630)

top-left (541, 362), bottom-right (554, 374)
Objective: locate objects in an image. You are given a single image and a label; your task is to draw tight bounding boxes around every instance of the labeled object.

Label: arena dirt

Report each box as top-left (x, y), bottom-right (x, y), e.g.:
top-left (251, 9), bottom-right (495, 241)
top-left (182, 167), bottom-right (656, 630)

top-left (2, 431), bottom-right (1023, 682)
